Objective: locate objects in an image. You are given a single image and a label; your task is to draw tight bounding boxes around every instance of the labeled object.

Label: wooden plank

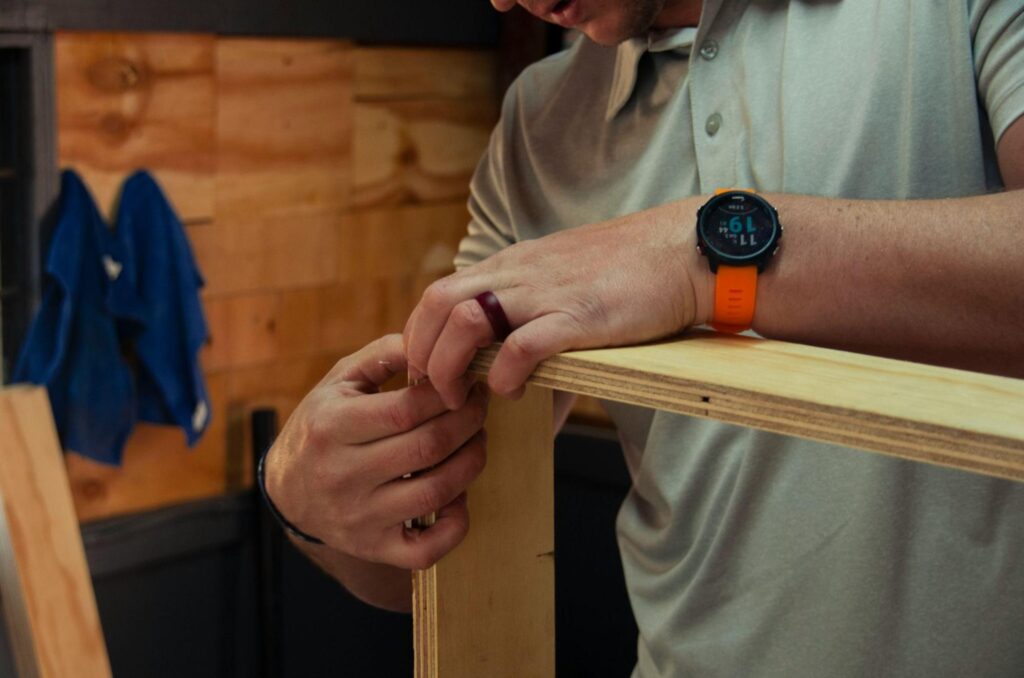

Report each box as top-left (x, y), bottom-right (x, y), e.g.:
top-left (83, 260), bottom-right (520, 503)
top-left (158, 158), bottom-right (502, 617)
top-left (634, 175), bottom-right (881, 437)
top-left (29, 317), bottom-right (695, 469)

top-left (55, 32), bottom-right (216, 222)
top-left (354, 48), bottom-right (497, 101)
top-left (216, 38), bottom-right (353, 222)
top-left (353, 99), bottom-right (496, 210)
top-left (187, 212), bottom-right (339, 296)
top-left (414, 384), bottom-right (554, 678)
top-left (0, 386), bottom-right (111, 677)
top-left (338, 201), bottom-right (469, 282)
top-left (470, 331), bottom-right (1024, 482)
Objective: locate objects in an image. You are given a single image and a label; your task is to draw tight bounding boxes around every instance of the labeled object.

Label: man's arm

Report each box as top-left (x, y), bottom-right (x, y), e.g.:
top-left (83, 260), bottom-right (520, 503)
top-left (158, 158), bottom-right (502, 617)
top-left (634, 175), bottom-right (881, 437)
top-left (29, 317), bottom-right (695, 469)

top-left (404, 117), bottom-right (1024, 405)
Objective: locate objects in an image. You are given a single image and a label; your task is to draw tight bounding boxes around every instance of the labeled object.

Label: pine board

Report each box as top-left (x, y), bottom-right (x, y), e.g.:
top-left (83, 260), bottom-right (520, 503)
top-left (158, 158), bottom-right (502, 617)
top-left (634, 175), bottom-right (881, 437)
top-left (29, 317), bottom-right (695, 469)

top-left (0, 387), bottom-right (111, 677)
top-left (470, 331), bottom-right (1024, 482)
top-left (414, 384), bottom-right (554, 678)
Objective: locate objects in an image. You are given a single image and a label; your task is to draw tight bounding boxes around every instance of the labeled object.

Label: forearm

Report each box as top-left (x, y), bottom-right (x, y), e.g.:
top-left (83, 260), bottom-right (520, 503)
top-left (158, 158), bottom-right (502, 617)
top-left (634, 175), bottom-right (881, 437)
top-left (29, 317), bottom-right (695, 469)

top-left (750, 190), bottom-right (1024, 377)
top-left (291, 535), bottom-right (412, 613)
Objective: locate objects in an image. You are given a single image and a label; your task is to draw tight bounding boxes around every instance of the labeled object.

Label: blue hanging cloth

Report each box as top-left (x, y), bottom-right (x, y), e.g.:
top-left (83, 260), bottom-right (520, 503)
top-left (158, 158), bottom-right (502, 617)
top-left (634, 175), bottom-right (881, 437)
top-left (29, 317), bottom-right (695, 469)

top-left (107, 171), bottom-right (211, 446)
top-left (13, 170), bottom-right (135, 463)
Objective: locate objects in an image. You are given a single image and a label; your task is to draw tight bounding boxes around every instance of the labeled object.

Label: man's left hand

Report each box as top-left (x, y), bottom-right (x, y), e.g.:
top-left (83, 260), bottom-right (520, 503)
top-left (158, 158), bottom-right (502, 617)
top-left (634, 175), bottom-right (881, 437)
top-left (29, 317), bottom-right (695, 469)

top-left (403, 200), bottom-right (713, 409)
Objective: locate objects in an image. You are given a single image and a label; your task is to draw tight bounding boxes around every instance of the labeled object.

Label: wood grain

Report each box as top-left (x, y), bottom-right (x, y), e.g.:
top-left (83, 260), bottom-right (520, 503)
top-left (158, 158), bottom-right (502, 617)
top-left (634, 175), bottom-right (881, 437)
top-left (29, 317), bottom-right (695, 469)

top-left (0, 387), bottom-right (111, 677)
top-left (55, 32), bottom-right (216, 222)
top-left (216, 38), bottom-right (353, 221)
top-left (187, 212), bottom-right (340, 296)
top-left (338, 201), bottom-right (468, 282)
top-left (414, 384), bottom-right (554, 678)
top-left (353, 99), bottom-right (496, 210)
top-left (354, 47), bottom-right (497, 101)
top-left (471, 331), bottom-right (1024, 482)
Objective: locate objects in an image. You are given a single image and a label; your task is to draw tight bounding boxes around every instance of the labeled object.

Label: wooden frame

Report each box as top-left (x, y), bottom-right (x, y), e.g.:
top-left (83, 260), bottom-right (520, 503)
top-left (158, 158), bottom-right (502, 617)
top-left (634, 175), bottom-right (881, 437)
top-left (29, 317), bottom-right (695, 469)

top-left (414, 331), bottom-right (1024, 676)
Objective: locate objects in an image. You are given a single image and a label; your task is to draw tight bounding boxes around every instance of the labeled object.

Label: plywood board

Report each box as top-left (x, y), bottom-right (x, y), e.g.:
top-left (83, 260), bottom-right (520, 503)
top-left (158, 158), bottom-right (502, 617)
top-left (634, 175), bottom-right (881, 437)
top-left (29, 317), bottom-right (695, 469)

top-left (216, 38), bottom-right (353, 221)
top-left (187, 212), bottom-right (340, 296)
top-left (338, 201), bottom-right (468, 282)
top-left (353, 99), bottom-right (496, 210)
top-left (0, 386), bottom-right (111, 677)
top-left (55, 32), bottom-right (216, 223)
top-left (414, 384), bottom-right (554, 678)
top-left (354, 48), bottom-right (497, 101)
top-left (471, 331), bottom-right (1024, 482)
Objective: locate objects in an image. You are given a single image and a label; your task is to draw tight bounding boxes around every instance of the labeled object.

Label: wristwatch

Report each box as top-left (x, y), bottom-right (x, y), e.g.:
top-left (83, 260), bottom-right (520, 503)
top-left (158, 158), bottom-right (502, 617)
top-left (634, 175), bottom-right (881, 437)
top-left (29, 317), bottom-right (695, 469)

top-left (695, 189), bottom-right (783, 333)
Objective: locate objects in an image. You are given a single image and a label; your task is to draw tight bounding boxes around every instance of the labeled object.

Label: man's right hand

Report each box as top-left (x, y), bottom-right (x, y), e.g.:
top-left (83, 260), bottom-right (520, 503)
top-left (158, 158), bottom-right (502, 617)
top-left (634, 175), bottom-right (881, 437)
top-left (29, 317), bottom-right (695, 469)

top-left (263, 334), bottom-right (489, 573)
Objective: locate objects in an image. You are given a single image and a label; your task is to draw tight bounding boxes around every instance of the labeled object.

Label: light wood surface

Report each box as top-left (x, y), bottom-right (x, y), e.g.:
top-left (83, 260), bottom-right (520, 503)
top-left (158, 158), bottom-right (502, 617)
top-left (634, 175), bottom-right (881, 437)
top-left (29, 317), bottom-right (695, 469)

top-left (0, 387), bottom-right (111, 677)
top-left (353, 99), bottom-right (496, 209)
top-left (414, 384), bottom-right (555, 678)
top-left (215, 38), bottom-right (352, 221)
top-left (55, 32), bottom-right (216, 223)
top-left (472, 331), bottom-right (1024, 482)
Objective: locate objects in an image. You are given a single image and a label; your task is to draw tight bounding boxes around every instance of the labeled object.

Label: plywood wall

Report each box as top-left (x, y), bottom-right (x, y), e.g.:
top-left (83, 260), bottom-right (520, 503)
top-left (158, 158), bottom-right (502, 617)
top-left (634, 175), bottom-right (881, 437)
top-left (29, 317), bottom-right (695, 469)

top-left (55, 32), bottom-right (500, 522)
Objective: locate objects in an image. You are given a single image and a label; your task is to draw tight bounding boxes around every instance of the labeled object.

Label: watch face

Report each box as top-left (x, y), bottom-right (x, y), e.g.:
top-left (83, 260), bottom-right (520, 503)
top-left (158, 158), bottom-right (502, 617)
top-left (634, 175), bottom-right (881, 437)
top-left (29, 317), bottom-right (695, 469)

top-left (698, 192), bottom-right (779, 262)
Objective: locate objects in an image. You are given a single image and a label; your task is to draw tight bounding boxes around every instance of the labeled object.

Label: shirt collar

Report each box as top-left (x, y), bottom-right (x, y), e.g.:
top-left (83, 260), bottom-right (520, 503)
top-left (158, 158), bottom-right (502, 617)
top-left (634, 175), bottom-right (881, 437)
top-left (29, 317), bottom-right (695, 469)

top-left (605, 27), bottom-right (698, 120)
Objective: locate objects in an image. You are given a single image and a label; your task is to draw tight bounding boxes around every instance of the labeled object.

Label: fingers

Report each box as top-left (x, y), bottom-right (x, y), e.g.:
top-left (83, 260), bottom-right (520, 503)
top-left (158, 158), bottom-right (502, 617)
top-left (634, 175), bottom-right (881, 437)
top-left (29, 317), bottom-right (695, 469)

top-left (373, 428), bottom-right (487, 525)
top-left (404, 277), bottom-right (473, 382)
top-left (326, 334), bottom-right (408, 392)
top-left (363, 383), bottom-right (490, 481)
top-left (374, 492), bottom-right (470, 570)
top-left (427, 298), bottom-right (503, 409)
top-left (487, 313), bottom-right (583, 398)
top-left (335, 376), bottom-right (475, 445)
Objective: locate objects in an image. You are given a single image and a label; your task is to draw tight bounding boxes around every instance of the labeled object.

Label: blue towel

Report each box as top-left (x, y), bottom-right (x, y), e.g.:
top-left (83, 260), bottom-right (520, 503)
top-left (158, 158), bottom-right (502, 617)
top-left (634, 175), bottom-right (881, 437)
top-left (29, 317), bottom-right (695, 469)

top-left (107, 171), bottom-right (211, 445)
top-left (13, 171), bottom-right (135, 463)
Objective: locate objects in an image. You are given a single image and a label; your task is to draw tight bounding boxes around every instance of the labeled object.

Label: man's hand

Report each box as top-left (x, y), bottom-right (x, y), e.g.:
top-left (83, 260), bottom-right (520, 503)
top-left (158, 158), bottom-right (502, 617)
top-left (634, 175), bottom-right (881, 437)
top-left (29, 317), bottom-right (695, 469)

top-left (404, 199), bottom-right (713, 409)
top-left (264, 334), bottom-right (489, 572)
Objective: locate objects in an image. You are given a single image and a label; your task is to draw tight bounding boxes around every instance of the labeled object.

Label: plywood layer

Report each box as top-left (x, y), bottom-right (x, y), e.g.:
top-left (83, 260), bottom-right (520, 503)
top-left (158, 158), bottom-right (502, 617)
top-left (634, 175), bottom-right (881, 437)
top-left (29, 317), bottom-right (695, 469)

top-left (471, 331), bottom-right (1024, 482)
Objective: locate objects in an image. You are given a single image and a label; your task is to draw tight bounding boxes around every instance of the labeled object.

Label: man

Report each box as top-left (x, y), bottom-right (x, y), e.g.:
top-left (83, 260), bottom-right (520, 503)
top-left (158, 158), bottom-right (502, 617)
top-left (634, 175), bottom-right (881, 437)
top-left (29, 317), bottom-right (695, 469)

top-left (264, 0), bottom-right (1024, 675)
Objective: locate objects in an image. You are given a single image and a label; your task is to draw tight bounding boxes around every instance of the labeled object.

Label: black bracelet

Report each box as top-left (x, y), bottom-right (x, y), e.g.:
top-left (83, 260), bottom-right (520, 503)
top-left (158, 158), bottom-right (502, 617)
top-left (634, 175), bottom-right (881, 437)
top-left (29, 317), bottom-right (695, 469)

top-left (257, 447), bottom-right (325, 545)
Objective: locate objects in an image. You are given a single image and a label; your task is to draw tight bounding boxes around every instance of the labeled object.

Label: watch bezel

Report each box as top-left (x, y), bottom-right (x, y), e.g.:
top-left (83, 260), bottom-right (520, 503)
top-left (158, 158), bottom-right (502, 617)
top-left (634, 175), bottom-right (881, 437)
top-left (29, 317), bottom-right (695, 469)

top-left (696, 190), bottom-right (782, 272)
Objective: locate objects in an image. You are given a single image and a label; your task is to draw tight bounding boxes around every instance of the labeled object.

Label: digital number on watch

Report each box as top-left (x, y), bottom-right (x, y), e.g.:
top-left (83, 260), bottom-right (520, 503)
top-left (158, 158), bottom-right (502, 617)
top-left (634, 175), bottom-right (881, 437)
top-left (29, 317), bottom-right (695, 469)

top-left (697, 191), bottom-right (781, 268)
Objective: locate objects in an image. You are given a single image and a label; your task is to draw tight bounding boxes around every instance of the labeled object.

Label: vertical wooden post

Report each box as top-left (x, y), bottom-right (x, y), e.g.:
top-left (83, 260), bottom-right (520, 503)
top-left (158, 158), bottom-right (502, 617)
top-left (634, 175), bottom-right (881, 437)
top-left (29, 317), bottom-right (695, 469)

top-left (0, 386), bottom-right (111, 678)
top-left (414, 384), bottom-right (554, 677)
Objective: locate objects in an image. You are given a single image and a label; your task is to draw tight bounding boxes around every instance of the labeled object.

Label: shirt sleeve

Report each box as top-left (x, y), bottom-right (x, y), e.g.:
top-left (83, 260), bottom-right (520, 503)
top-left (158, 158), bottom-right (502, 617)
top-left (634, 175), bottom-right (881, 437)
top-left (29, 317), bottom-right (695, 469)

top-left (971, 0), bottom-right (1024, 143)
top-left (453, 94), bottom-right (517, 271)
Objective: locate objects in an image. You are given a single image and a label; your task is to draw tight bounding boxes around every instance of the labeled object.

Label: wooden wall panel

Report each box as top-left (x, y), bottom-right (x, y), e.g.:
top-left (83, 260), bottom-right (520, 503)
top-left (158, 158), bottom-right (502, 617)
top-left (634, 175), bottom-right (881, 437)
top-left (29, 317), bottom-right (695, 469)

top-left (338, 201), bottom-right (468, 281)
top-left (55, 32), bottom-right (216, 222)
top-left (187, 214), bottom-right (339, 296)
top-left (216, 38), bottom-right (353, 221)
top-left (353, 99), bottom-right (496, 209)
top-left (354, 47), bottom-right (497, 101)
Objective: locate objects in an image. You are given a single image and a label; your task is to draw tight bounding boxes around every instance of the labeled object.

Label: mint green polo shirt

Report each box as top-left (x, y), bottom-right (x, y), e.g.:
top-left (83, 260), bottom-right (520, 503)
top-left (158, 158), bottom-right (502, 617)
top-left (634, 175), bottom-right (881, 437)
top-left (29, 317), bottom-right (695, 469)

top-left (455, 1), bottom-right (1024, 675)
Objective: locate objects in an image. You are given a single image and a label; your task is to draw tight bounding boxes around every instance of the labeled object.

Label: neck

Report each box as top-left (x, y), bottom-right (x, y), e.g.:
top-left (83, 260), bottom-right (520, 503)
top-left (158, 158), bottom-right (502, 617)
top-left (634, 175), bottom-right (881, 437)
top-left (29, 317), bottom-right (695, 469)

top-left (654, 0), bottom-right (702, 29)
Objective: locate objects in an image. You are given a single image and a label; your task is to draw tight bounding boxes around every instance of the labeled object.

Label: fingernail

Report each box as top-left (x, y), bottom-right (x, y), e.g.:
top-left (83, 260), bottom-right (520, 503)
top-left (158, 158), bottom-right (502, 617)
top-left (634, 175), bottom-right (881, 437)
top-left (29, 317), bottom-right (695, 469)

top-left (408, 365), bottom-right (425, 383)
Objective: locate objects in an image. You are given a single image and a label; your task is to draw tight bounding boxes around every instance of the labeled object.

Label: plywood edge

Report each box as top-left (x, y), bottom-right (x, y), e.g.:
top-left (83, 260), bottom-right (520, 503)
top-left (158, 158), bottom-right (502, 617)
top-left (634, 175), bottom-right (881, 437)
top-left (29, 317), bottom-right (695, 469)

top-left (469, 333), bottom-right (1024, 483)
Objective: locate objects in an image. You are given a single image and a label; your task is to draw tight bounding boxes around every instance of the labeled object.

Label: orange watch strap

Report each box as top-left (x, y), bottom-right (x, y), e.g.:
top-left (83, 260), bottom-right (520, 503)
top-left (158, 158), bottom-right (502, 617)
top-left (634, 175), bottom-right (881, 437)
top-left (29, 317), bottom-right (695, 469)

top-left (711, 265), bottom-right (758, 333)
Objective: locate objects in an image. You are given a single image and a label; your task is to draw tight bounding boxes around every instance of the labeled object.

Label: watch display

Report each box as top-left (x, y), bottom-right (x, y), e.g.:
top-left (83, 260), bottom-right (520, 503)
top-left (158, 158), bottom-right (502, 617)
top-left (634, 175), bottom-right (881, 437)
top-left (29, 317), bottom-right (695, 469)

top-left (697, 191), bottom-right (781, 270)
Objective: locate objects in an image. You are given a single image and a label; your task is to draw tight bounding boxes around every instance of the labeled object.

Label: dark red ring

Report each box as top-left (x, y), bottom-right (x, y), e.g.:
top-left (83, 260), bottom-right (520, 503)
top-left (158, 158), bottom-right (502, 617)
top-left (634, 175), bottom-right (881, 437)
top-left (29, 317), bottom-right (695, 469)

top-left (474, 291), bottom-right (512, 341)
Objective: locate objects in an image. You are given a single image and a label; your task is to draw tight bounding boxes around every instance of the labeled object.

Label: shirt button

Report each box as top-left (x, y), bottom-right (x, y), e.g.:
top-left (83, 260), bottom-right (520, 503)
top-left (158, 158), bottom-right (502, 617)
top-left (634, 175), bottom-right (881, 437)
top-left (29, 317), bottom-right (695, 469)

top-left (699, 39), bottom-right (719, 60)
top-left (706, 112), bottom-right (722, 136)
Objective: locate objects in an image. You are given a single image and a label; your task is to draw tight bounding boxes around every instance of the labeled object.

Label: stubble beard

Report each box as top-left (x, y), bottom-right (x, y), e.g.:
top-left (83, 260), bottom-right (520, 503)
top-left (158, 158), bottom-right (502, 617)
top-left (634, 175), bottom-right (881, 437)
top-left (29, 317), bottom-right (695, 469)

top-left (623, 0), bottom-right (667, 39)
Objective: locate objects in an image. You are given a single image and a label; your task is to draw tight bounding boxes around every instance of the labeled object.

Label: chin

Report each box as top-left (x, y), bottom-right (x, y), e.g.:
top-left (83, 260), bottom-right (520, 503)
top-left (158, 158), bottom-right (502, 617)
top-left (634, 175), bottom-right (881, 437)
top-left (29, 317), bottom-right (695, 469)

top-left (580, 18), bottom-right (635, 45)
